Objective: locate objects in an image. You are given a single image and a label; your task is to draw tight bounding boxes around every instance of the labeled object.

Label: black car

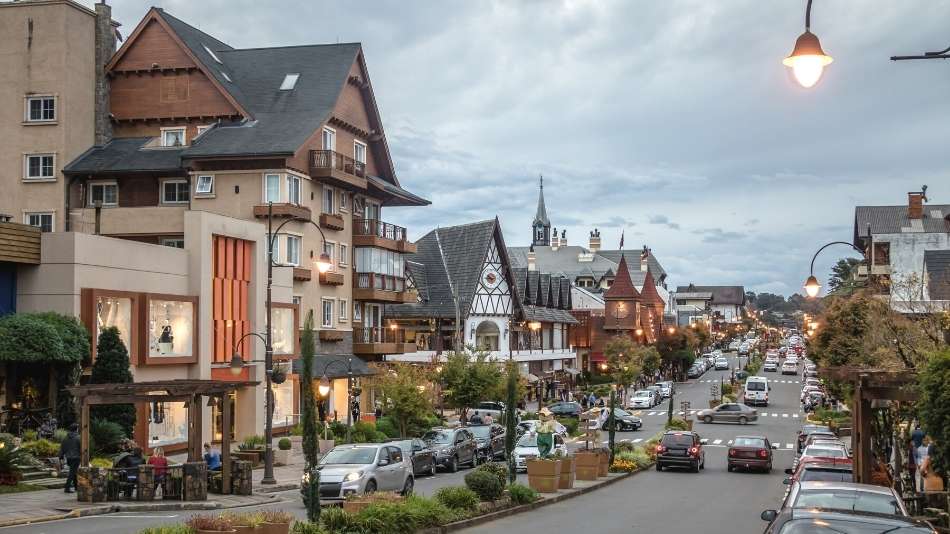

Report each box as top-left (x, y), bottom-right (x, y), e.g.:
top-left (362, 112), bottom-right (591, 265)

top-left (422, 427), bottom-right (477, 473)
top-left (655, 430), bottom-right (705, 473)
top-left (387, 438), bottom-right (437, 477)
top-left (600, 408), bottom-right (642, 431)
top-left (546, 401), bottom-right (582, 417)
top-left (796, 424), bottom-right (831, 453)
top-left (762, 508), bottom-right (934, 534)
top-left (468, 423), bottom-right (506, 463)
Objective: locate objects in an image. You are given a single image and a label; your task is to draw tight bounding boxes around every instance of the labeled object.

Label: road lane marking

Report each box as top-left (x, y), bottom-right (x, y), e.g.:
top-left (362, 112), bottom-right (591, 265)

top-left (713, 439), bottom-right (723, 445)
top-left (632, 438), bottom-right (643, 443)
top-left (786, 443), bottom-right (794, 449)
top-left (782, 414), bottom-right (789, 418)
top-left (772, 413), bottom-right (778, 417)
top-left (677, 411), bottom-right (684, 415)
top-left (792, 414), bottom-right (799, 418)
top-left (727, 440), bottom-right (733, 445)
top-left (760, 412), bottom-right (768, 416)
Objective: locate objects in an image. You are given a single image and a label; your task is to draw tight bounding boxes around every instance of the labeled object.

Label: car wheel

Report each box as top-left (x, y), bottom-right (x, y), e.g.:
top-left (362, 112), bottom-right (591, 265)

top-left (691, 462), bottom-right (699, 473)
top-left (401, 476), bottom-right (414, 496)
top-left (700, 458), bottom-right (705, 470)
top-left (364, 480), bottom-right (377, 494)
top-left (738, 416), bottom-right (748, 425)
top-left (766, 462), bottom-right (772, 473)
top-left (429, 461), bottom-right (437, 477)
top-left (727, 464), bottom-right (733, 472)
top-left (656, 463), bottom-right (663, 472)
top-left (703, 415), bottom-right (712, 424)
top-left (447, 456), bottom-right (458, 473)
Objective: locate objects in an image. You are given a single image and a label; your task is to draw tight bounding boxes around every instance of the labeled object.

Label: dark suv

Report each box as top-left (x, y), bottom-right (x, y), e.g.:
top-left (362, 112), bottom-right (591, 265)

top-left (469, 423), bottom-right (506, 463)
top-left (422, 427), bottom-right (477, 473)
top-left (655, 431), bottom-right (705, 473)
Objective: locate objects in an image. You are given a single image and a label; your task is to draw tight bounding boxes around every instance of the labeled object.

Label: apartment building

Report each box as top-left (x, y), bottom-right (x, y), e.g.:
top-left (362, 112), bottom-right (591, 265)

top-left (0, 0), bottom-right (117, 232)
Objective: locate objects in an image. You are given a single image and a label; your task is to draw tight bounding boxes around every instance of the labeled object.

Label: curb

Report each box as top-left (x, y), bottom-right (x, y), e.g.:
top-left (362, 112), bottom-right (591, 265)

top-left (255, 483), bottom-right (299, 494)
top-left (431, 470), bottom-right (637, 533)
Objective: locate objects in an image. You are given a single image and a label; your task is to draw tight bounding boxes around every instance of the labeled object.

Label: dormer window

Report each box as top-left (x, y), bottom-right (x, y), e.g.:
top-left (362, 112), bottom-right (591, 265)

top-left (161, 127), bottom-right (186, 147)
top-left (203, 44), bottom-right (222, 64)
top-left (279, 73), bottom-right (300, 91)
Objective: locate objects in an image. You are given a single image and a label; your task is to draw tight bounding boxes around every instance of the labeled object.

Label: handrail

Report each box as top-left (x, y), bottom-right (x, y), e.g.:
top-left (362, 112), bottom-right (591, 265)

top-left (353, 217), bottom-right (408, 242)
top-left (310, 150), bottom-right (366, 178)
top-left (355, 272), bottom-right (406, 292)
top-left (353, 326), bottom-right (407, 344)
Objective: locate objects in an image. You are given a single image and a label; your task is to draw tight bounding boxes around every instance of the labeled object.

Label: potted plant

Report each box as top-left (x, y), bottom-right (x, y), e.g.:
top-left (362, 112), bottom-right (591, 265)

top-left (236, 435), bottom-right (266, 465)
top-left (274, 438), bottom-right (292, 466)
top-left (259, 510), bottom-right (293, 534)
top-left (186, 514), bottom-right (235, 534)
top-left (574, 449), bottom-right (599, 480)
top-left (223, 512), bottom-right (263, 534)
top-left (270, 364), bottom-right (287, 385)
top-left (597, 447), bottom-right (610, 477)
top-left (555, 449), bottom-right (575, 489)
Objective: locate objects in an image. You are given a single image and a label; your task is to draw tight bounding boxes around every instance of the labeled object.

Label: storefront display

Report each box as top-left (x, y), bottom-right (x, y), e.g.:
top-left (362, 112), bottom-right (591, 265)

top-left (148, 401), bottom-right (188, 448)
top-left (271, 306), bottom-right (296, 356)
top-left (148, 299), bottom-right (195, 358)
top-left (96, 295), bottom-right (133, 350)
top-left (272, 378), bottom-right (296, 428)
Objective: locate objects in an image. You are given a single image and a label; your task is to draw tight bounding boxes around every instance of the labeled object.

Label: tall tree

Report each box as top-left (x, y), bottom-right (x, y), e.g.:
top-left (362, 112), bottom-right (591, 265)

top-left (440, 348), bottom-right (502, 421)
top-left (298, 312), bottom-right (320, 522)
top-left (375, 363), bottom-right (433, 437)
top-left (828, 257), bottom-right (863, 294)
top-left (504, 360), bottom-right (518, 483)
top-left (89, 327), bottom-right (135, 437)
top-left (919, 348), bottom-right (950, 478)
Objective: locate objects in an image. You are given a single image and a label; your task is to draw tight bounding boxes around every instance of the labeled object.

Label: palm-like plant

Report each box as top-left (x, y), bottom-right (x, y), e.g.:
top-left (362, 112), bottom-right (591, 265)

top-left (0, 445), bottom-right (26, 485)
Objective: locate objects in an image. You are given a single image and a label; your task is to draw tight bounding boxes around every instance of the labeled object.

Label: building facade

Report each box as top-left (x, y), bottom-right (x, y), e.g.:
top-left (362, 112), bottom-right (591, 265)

top-left (672, 284), bottom-right (746, 328)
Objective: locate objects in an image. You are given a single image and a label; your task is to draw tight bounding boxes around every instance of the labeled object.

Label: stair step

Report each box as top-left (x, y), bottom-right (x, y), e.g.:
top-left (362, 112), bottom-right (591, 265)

top-left (28, 478), bottom-right (66, 489)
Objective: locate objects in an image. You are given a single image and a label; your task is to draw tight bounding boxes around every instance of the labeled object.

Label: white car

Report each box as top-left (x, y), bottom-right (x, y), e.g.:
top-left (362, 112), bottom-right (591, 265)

top-left (315, 444), bottom-right (414, 499)
top-left (763, 360), bottom-right (778, 372)
top-left (782, 361), bottom-right (798, 375)
top-left (514, 432), bottom-right (568, 472)
top-left (517, 419), bottom-right (568, 438)
top-left (714, 357), bottom-right (730, 370)
top-left (628, 390), bottom-right (657, 409)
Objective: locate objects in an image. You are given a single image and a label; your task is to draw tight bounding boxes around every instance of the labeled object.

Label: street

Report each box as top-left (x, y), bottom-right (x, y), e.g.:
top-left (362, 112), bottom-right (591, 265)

top-left (7, 352), bottom-right (801, 534)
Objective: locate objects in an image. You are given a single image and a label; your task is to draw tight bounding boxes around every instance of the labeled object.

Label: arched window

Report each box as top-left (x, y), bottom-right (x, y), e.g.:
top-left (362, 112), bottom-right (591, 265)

top-left (475, 321), bottom-right (500, 351)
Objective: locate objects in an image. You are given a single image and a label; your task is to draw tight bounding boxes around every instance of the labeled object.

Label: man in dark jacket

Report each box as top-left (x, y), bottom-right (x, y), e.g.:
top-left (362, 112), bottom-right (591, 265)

top-left (59, 423), bottom-right (81, 493)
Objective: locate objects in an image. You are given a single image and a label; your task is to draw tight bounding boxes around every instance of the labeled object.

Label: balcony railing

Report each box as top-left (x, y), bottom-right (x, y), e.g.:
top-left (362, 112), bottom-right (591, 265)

top-left (353, 326), bottom-right (407, 345)
top-left (310, 150), bottom-right (366, 178)
top-left (353, 218), bottom-right (408, 242)
top-left (356, 272), bottom-right (406, 292)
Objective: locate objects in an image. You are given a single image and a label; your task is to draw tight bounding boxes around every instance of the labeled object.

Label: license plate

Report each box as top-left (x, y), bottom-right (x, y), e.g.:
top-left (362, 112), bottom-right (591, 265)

top-left (669, 449), bottom-right (685, 456)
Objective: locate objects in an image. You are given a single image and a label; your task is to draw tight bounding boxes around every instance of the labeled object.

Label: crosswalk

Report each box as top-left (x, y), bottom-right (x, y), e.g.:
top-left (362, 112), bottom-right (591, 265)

top-left (637, 410), bottom-right (800, 418)
top-left (593, 436), bottom-right (798, 450)
top-left (697, 379), bottom-right (800, 384)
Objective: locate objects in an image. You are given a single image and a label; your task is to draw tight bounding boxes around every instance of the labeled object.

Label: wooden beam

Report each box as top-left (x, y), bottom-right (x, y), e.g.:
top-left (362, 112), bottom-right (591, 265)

top-left (863, 387), bottom-right (919, 402)
top-left (80, 402), bottom-right (90, 466)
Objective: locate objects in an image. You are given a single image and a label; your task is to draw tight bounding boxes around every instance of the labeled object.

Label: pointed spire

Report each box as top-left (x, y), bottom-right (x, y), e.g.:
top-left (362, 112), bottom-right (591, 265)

top-left (533, 174), bottom-right (550, 226)
top-left (604, 254), bottom-right (641, 300)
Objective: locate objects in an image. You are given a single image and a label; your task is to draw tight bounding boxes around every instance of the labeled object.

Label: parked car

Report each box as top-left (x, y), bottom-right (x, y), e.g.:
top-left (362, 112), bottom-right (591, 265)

top-left (744, 376), bottom-right (770, 407)
top-left (784, 463), bottom-right (853, 486)
top-left (761, 508), bottom-right (935, 534)
top-left (546, 401), bottom-right (582, 417)
top-left (628, 389), bottom-right (658, 409)
top-left (695, 403), bottom-right (758, 425)
top-left (315, 443), bottom-right (414, 500)
top-left (795, 444), bottom-right (851, 471)
top-left (468, 423), bottom-right (506, 463)
top-left (597, 407), bottom-right (642, 431)
top-left (513, 432), bottom-right (568, 472)
top-left (687, 366), bottom-right (703, 379)
top-left (468, 401), bottom-right (508, 422)
top-left (726, 435), bottom-right (776, 472)
top-left (422, 427), bottom-right (477, 473)
top-left (766, 481), bottom-right (909, 518)
top-left (797, 424), bottom-right (832, 453)
top-left (387, 438), bottom-right (437, 477)
top-left (517, 419), bottom-right (568, 438)
top-left (655, 431), bottom-right (706, 473)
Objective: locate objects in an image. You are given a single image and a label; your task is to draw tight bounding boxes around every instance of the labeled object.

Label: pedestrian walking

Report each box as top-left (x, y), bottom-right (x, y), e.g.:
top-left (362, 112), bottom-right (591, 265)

top-left (482, 413), bottom-right (493, 425)
top-left (59, 423), bottom-right (81, 493)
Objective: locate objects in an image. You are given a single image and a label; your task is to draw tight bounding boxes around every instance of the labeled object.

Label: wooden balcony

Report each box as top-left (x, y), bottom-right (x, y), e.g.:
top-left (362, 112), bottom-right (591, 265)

top-left (319, 212), bottom-right (345, 231)
top-left (253, 203), bottom-right (311, 221)
top-left (353, 273), bottom-right (416, 303)
top-left (352, 218), bottom-right (416, 253)
top-left (310, 150), bottom-right (368, 190)
top-left (319, 271), bottom-right (345, 286)
top-left (319, 329), bottom-right (346, 342)
top-left (293, 267), bottom-right (312, 281)
top-left (352, 327), bottom-right (416, 356)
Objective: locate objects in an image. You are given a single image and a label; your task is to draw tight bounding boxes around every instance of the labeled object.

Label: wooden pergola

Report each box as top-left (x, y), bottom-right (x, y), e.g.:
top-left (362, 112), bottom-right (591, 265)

top-left (819, 367), bottom-right (918, 484)
top-left (67, 379), bottom-right (257, 494)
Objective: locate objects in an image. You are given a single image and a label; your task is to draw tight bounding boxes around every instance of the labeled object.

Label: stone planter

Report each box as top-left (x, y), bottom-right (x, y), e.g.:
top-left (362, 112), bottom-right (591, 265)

top-left (232, 526), bottom-right (257, 534)
top-left (318, 439), bottom-right (336, 455)
top-left (260, 522), bottom-right (290, 534)
top-left (574, 452), bottom-right (599, 480)
top-left (289, 435), bottom-right (303, 450)
top-left (526, 458), bottom-right (561, 493)
top-left (558, 456), bottom-right (575, 489)
top-left (77, 466), bottom-right (107, 503)
top-left (183, 461), bottom-right (208, 501)
top-left (234, 451), bottom-right (262, 467)
top-left (273, 448), bottom-right (291, 466)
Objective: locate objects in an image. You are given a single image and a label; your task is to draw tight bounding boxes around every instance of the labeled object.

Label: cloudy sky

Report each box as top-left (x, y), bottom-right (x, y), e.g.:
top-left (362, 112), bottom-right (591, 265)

top-left (93, 1), bottom-right (950, 296)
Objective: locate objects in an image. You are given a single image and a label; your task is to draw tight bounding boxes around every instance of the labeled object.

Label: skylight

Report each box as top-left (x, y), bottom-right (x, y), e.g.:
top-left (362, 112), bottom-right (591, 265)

top-left (203, 44), bottom-right (222, 64)
top-left (221, 71), bottom-right (232, 83)
top-left (279, 73), bottom-right (300, 91)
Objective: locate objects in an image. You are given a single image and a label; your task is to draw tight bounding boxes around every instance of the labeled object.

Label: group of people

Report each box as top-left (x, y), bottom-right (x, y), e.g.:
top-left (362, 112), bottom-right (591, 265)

top-left (467, 411), bottom-right (494, 425)
top-left (908, 424), bottom-right (942, 492)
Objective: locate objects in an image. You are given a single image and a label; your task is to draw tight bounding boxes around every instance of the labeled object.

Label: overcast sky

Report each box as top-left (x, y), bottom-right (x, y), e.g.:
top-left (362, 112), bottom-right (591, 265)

top-left (93, 1), bottom-right (950, 296)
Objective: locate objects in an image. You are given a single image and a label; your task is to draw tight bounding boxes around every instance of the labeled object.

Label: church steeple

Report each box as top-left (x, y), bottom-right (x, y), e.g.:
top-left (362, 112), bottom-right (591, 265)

top-left (532, 175), bottom-right (551, 247)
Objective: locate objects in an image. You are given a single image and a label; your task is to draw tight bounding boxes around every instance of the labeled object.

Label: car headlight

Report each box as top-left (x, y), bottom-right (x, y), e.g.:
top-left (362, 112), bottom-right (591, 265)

top-left (344, 471), bottom-right (363, 482)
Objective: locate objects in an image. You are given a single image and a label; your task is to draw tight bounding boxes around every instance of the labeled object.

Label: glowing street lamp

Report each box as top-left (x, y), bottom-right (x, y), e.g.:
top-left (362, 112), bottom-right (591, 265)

top-left (803, 275), bottom-right (822, 298)
top-left (783, 0), bottom-right (833, 88)
top-left (803, 241), bottom-right (866, 299)
top-left (317, 374), bottom-right (331, 397)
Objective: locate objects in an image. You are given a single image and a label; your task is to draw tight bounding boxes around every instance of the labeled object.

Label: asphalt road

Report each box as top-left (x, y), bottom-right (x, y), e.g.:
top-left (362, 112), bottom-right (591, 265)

top-left (9, 353), bottom-right (802, 534)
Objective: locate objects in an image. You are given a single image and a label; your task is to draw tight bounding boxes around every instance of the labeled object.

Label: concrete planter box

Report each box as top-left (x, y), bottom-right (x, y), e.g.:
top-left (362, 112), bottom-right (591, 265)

top-left (318, 439), bottom-right (336, 455)
top-left (273, 448), bottom-right (291, 466)
top-left (526, 459), bottom-right (561, 493)
top-left (558, 456), bottom-right (575, 489)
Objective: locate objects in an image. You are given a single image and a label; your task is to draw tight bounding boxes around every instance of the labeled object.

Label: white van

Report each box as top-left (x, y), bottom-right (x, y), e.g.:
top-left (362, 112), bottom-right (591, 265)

top-left (744, 376), bottom-right (769, 407)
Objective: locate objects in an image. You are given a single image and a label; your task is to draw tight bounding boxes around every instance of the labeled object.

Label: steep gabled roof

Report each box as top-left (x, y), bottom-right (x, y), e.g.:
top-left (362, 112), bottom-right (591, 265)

top-left (855, 205), bottom-right (950, 242)
top-left (63, 138), bottom-right (184, 174)
top-left (604, 255), bottom-right (640, 300)
top-left (675, 285), bottom-right (746, 305)
top-left (597, 249), bottom-right (667, 279)
top-left (639, 270), bottom-right (665, 307)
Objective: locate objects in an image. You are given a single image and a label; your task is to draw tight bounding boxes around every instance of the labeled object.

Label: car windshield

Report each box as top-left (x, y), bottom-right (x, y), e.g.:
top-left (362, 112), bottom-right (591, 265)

top-left (747, 382), bottom-right (766, 391)
top-left (661, 433), bottom-right (693, 447)
top-left (469, 426), bottom-right (491, 439)
top-left (804, 447), bottom-right (847, 458)
top-left (517, 434), bottom-right (538, 448)
top-left (777, 518), bottom-right (924, 534)
top-left (800, 469), bottom-right (854, 482)
top-left (478, 402), bottom-right (500, 409)
top-left (423, 430), bottom-right (454, 444)
top-left (320, 447), bottom-right (377, 465)
top-left (794, 489), bottom-right (901, 515)
top-left (733, 437), bottom-right (765, 447)
top-left (634, 391), bottom-right (651, 397)
top-left (613, 409), bottom-right (632, 417)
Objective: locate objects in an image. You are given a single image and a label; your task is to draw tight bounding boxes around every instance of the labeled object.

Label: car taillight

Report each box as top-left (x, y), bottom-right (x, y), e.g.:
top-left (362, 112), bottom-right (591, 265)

top-left (656, 444), bottom-right (666, 453)
top-left (728, 448), bottom-right (737, 457)
top-left (758, 449), bottom-right (769, 459)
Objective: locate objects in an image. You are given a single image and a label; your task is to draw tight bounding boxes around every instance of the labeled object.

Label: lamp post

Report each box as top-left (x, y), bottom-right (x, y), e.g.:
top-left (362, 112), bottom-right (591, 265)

top-left (316, 357), bottom-right (354, 443)
top-left (783, 0), bottom-right (833, 88)
top-left (802, 241), bottom-right (867, 298)
top-left (228, 202), bottom-right (331, 485)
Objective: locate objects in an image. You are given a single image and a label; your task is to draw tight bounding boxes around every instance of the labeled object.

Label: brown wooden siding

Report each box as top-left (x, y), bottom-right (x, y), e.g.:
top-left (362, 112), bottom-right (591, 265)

top-left (111, 71), bottom-right (238, 121)
top-left (117, 176), bottom-right (161, 207)
top-left (111, 19), bottom-right (196, 71)
top-left (0, 222), bottom-right (41, 264)
top-left (212, 236), bottom-right (252, 364)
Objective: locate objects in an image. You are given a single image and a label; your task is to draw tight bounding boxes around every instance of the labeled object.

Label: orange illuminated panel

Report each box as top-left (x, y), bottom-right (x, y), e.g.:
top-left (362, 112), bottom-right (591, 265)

top-left (212, 236), bottom-right (253, 365)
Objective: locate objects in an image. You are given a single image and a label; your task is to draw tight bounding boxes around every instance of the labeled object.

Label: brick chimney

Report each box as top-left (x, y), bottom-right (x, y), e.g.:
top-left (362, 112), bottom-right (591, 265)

top-left (908, 191), bottom-right (925, 219)
top-left (527, 245), bottom-right (537, 271)
top-left (640, 245), bottom-right (650, 272)
top-left (550, 227), bottom-right (559, 250)
top-left (589, 228), bottom-right (601, 252)
top-left (94, 1), bottom-right (116, 146)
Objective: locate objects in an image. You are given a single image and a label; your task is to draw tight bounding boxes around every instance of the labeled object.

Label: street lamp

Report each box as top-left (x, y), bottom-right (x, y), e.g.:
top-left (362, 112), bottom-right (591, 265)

top-left (802, 241), bottom-right (866, 299)
top-left (315, 357), bottom-right (355, 442)
top-left (784, 0), bottom-right (833, 88)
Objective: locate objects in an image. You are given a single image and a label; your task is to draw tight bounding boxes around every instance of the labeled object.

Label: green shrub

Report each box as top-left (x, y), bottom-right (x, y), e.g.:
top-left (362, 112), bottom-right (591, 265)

top-left (22, 430), bottom-right (38, 442)
top-left (290, 521), bottom-right (328, 534)
top-left (617, 447), bottom-right (652, 469)
top-left (351, 421), bottom-right (386, 443)
top-left (239, 435), bottom-right (266, 450)
top-left (464, 469), bottom-right (504, 501)
top-left (521, 411), bottom-right (538, 421)
top-left (375, 416), bottom-right (399, 438)
top-left (319, 507), bottom-right (360, 532)
top-left (278, 438), bottom-right (292, 451)
top-left (90, 419), bottom-right (125, 455)
top-left (137, 525), bottom-right (194, 534)
top-left (433, 485), bottom-right (479, 513)
top-left (664, 418), bottom-right (689, 431)
top-left (356, 495), bottom-right (456, 534)
top-left (507, 483), bottom-right (538, 505)
top-left (21, 439), bottom-right (59, 458)
top-left (474, 462), bottom-right (508, 489)
top-left (556, 417), bottom-right (579, 436)
top-left (0, 446), bottom-right (26, 482)
top-left (720, 383), bottom-right (735, 397)
top-left (90, 457), bottom-right (113, 468)
top-left (51, 429), bottom-right (68, 443)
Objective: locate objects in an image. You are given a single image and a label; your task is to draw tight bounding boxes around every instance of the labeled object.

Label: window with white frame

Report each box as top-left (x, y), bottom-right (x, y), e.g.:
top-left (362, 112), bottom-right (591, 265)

top-left (161, 237), bottom-right (185, 248)
top-left (322, 127), bottom-right (335, 151)
top-left (195, 175), bottom-right (214, 195)
top-left (196, 124), bottom-right (212, 136)
top-left (88, 182), bottom-right (118, 206)
top-left (354, 140), bottom-right (367, 164)
top-left (26, 96), bottom-right (56, 122)
top-left (339, 244), bottom-right (348, 266)
top-left (339, 299), bottom-right (348, 321)
top-left (25, 154), bottom-right (55, 180)
top-left (285, 234), bottom-right (301, 266)
top-left (161, 127), bottom-right (186, 147)
top-left (353, 302), bottom-right (362, 322)
top-left (264, 174), bottom-right (281, 203)
top-left (287, 174), bottom-right (301, 205)
top-left (339, 191), bottom-right (348, 211)
top-left (162, 180), bottom-right (189, 203)
top-left (323, 241), bottom-right (335, 271)
top-left (321, 299), bottom-right (334, 328)
top-left (322, 186), bottom-right (334, 214)
top-left (24, 212), bottom-right (53, 232)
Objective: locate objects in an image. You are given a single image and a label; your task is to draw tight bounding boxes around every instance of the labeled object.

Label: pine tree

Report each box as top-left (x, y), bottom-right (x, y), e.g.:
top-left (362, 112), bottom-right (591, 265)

top-left (298, 312), bottom-right (320, 522)
top-left (504, 360), bottom-right (518, 483)
top-left (89, 327), bottom-right (135, 437)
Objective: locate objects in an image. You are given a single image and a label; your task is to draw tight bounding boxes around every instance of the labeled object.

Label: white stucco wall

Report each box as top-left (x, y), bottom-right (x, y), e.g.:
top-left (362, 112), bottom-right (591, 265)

top-left (876, 232), bottom-right (950, 289)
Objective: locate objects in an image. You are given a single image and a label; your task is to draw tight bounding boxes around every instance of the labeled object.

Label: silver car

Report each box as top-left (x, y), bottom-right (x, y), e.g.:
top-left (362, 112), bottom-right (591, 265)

top-left (695, 403), bottom-right (758, 424)
top-left (314, 444), bottom-right (413, 500)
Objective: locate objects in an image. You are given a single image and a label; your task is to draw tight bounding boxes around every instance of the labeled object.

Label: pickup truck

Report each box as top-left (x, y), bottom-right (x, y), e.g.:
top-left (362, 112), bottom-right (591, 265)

top-left (466, 401), bottom-right (509, 423)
